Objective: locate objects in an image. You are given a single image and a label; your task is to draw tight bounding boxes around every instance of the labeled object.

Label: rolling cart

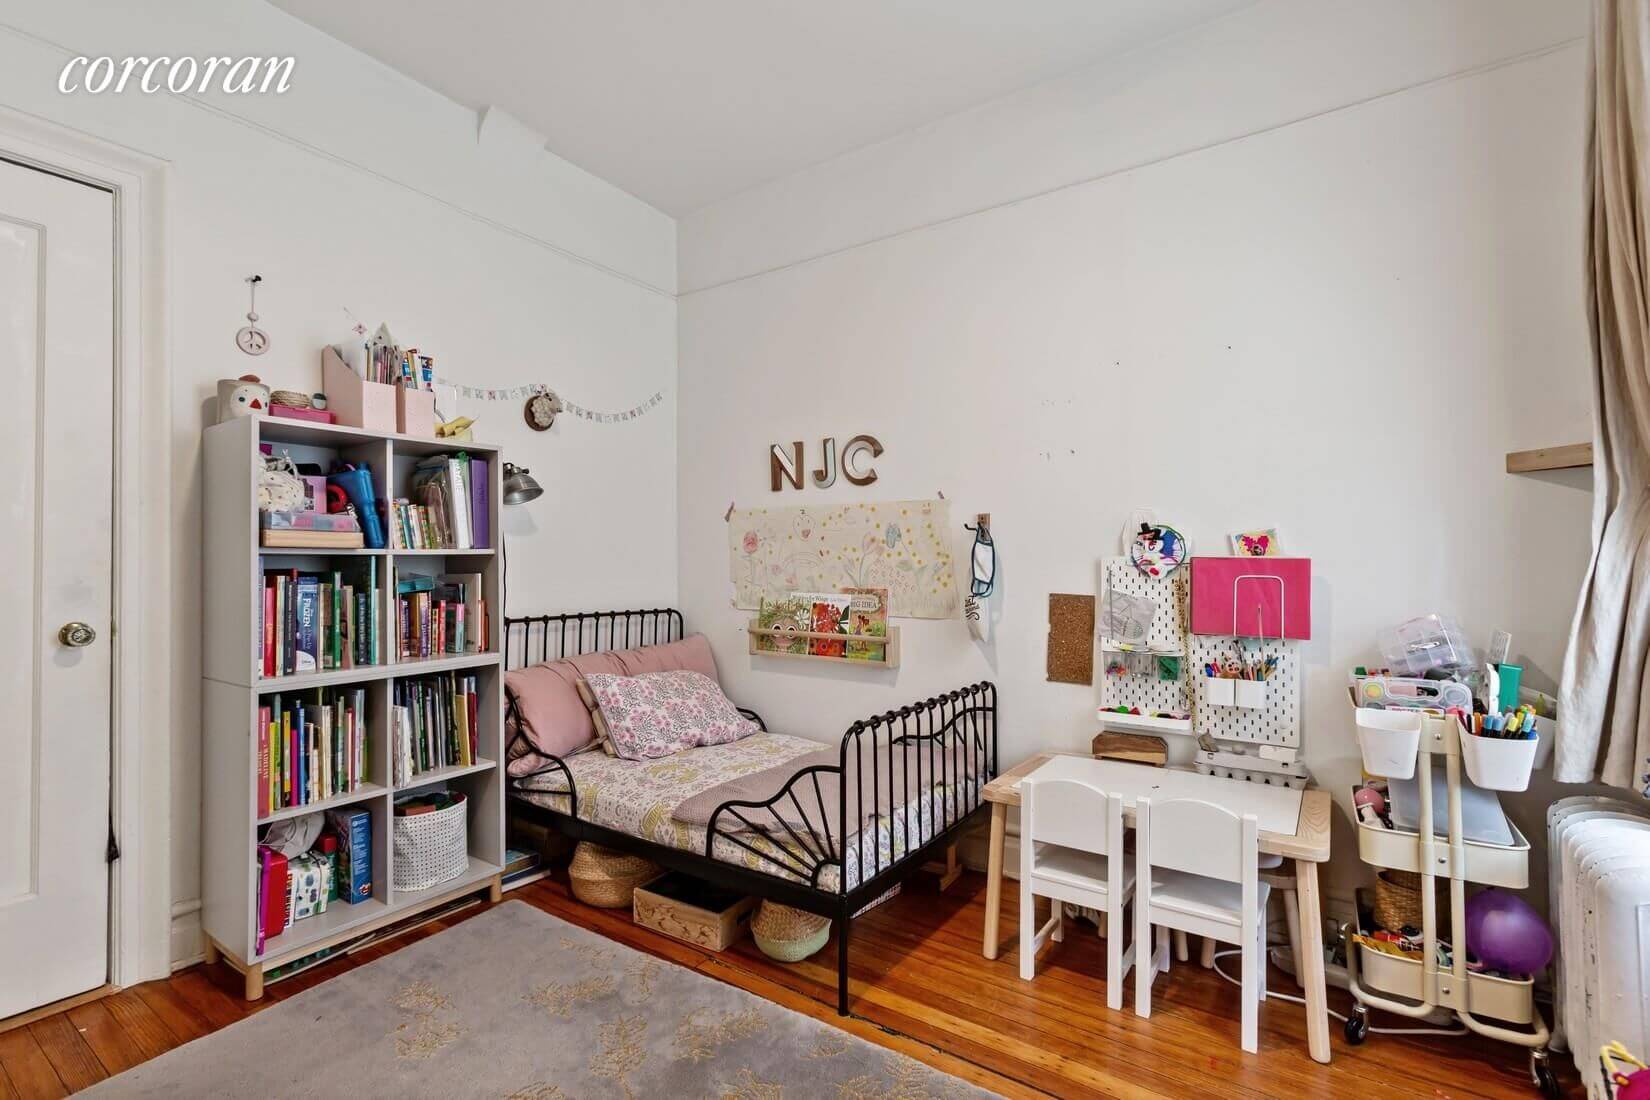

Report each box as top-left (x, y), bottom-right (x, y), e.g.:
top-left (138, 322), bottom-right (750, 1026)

top-left (1344, 711), bottom-right (1557, 1098)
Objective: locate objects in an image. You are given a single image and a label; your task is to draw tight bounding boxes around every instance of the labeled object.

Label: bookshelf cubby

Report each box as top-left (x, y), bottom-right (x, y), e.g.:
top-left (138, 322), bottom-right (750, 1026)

top-left (202, 414), bottom-right (506, 999)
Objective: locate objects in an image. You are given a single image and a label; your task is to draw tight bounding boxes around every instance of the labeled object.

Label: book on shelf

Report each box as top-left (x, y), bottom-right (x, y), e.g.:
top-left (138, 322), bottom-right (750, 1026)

top-left (754, 596), bottom-right (811, 654)
top-left (392, 672), bottom-right (480, 786)
top-left (842, 586), bottom-right (889, 661)
top-left (259, 562), bottom-right (379, 677)
top-left (257, 688), bottom-right (369, 816)
top-left (394, 572), bottom-right (488, 658)
top-left (793, 590), bottom-right (850, 657)
top-left (323, 808), bottom-right (372, 904)
top-left (388, 452), bottom-right (488, 550)
top-left (256, 846), bottom-right (288, 951)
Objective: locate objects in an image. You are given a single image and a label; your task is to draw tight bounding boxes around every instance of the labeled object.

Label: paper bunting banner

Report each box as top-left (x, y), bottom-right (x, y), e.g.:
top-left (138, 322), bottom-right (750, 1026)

top-left (436, 378), bottom-right (665, 424)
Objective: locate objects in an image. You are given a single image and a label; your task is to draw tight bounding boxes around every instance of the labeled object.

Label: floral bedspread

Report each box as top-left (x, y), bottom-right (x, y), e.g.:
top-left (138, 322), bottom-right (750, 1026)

top-left (510, 731), bottom-right (979, 892)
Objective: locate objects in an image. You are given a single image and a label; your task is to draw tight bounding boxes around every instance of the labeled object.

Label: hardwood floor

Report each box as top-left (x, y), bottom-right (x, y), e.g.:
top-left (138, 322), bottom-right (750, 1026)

top-left (0, 868), bottom-right (1576, 1097)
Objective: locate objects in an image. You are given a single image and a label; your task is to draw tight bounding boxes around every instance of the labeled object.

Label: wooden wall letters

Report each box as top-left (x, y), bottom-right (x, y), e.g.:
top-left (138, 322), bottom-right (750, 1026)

top-left (770, 435), bottom-right (882, 491)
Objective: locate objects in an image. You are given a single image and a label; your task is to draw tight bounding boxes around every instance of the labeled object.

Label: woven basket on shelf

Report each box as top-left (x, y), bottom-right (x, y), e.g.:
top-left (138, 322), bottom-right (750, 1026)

top-left (1373, 869), bottom-right (1448, 933)
top-left (568, 842), bottom-right (660, 908)
top-left (750, 901), bottom-right (831, 962)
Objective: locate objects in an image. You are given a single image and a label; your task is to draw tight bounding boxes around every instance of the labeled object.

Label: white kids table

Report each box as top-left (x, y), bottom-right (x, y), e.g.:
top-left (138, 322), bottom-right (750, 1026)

top-left (979, 752), bottom-right (1335, 1063)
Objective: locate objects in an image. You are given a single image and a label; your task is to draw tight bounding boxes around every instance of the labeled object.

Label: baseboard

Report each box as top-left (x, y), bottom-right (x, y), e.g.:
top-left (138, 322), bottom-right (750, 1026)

top-left (170, 897), bottom-right (203, 971)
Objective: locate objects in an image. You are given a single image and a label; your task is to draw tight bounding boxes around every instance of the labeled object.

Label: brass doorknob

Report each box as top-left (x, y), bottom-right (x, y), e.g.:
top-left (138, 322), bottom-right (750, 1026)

top-left (59, 622), bottom-right (96, 647)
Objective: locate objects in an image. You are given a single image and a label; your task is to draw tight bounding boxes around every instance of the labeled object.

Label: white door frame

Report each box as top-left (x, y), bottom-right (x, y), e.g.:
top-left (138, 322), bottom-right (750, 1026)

top-left (0, 107), bottom-right (172, 989)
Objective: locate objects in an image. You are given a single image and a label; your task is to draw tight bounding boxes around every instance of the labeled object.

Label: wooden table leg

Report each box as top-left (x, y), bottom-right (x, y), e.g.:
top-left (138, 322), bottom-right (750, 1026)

top-left (1295, 859), bottom-right (1330, 1063)
top-left (983, 802), bottom-right (1007, 959)
top-left (203, 938), bottom-right (220, 966)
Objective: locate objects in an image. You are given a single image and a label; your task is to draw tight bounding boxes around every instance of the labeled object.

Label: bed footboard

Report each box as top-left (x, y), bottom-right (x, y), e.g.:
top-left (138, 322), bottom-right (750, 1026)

top-left (704, 681), bottom-right (997, 897)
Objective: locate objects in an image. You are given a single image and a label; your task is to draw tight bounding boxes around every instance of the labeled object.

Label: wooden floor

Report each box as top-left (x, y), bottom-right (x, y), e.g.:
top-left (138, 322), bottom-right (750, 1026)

top-left (0, 867), bottom-right (1576, 1098)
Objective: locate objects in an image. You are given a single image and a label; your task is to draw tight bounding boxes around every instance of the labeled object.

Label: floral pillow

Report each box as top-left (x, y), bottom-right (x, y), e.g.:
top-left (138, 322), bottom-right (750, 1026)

top-left (583, 670), bottom-right (758, 761)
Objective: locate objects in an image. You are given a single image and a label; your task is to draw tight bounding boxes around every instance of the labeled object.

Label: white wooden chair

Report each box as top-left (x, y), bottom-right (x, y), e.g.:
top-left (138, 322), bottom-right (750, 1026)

top-left (1199, 853), bottom-right (1304, 985)
top-left (1134, 796), bottom-right (1269, 1052)
top-left (1019, 775), bottom-right (1136, 1009)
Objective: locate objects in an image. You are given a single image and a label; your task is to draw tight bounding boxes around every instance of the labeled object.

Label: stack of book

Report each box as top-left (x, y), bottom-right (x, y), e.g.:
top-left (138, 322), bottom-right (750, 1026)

top-left (393, 672), bottom-right (480, 785)
top-left (395, 571), bottom-right (486, 659)
top-left (256, 688), bottom-right (369, 816)
top-left (260, 565), bottom-right (379, 676)
top-left (260, 510), bottom-right (364, 549)
top-left (387, 452), bottom-right (490, 549)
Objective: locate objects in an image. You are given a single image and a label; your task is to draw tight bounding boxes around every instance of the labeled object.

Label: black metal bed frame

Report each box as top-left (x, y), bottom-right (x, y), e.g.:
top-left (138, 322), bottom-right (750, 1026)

top-left (502, 608), bottom-right (997, 1015)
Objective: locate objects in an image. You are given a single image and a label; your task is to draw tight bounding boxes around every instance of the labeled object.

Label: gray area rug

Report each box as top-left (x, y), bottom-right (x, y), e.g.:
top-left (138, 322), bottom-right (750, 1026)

top-left (88, 900), bottom-right (998, 1098)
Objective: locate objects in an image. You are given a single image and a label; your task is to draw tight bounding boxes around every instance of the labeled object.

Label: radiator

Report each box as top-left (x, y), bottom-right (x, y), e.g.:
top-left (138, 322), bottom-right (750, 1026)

top-left (1549, 796), bottom-right (1650, 1096)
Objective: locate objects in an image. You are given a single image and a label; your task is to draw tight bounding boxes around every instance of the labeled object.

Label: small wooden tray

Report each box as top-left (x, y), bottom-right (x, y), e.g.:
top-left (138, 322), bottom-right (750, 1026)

top-left (633, 872), bottom-right (756, 951)
top-left (747, 620), bottom-right (901, 667)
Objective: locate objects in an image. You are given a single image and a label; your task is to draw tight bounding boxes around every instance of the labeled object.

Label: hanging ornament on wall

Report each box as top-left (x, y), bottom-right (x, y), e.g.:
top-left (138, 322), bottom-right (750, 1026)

top-left (523, 389), bottom-right (564, 431)
top-left (235, 275), bottom-right (270, 356)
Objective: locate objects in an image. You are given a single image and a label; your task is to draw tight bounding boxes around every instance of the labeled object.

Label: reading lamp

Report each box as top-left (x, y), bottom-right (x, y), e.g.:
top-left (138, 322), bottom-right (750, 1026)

top-left (502, 462), bottom-right (543, 506)
top-left (500, 463), bottom-right (541, 627)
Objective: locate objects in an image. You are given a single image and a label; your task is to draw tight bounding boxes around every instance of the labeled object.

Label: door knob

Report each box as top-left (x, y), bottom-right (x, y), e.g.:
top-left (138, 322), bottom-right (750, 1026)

top-left (59, 621), bottom-right (96, 647)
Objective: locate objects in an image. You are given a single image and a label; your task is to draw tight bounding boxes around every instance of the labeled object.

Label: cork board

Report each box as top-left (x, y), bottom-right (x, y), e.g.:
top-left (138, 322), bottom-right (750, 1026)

top-left (1047, 593), bottom-right (1096, 685)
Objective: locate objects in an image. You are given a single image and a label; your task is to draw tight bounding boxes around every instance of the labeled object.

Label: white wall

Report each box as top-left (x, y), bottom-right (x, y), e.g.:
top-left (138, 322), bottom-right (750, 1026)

top-left (678, 0), bottom-right (1601, 912)
top-left (0, 0), bottom-right (678, 971)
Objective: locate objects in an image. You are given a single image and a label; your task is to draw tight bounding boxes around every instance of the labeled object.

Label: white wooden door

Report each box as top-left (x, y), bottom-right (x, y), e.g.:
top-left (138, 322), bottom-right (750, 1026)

top-left (0, 158), bottom-right (115, 1018)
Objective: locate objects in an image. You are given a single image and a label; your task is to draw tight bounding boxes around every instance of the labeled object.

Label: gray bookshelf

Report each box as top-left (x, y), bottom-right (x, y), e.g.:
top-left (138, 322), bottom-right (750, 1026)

top-left (200, 414), bottom-right (505, 999)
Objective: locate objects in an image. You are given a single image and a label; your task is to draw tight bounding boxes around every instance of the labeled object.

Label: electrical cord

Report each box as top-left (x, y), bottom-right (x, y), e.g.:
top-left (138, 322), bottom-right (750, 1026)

top-left (1208, 945), bottom-right (1469, 1038)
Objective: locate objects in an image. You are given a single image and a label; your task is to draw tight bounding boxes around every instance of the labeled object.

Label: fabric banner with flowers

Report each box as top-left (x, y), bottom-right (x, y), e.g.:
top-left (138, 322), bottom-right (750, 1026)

top-left (729, 499), bottom-right (960, 619)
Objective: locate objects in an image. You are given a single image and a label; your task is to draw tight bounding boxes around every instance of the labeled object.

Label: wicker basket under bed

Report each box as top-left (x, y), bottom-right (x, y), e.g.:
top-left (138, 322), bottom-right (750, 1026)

top-left (568, 842), bottom-right (661, 908)
top-left (750, 901), bottom-right (831, 962)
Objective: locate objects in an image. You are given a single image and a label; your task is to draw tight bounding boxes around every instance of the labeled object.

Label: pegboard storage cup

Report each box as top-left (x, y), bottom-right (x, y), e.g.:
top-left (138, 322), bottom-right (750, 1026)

top-left (1205, 676), bottom-right (1236, 707)
top-left (1354, 708), bottom-right (1420, 779)
top-left (1234, 679), bottom-right (1266, 709)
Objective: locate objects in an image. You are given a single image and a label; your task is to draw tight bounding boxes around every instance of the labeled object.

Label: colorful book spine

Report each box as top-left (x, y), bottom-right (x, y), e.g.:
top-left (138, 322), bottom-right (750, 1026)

top-left (324, 808), bottom-right (372, 903)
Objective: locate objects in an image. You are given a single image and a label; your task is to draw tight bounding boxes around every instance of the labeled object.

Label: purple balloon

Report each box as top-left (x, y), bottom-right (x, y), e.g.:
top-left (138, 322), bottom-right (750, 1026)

top-left (1464, 888), bottom-right (1554, 975)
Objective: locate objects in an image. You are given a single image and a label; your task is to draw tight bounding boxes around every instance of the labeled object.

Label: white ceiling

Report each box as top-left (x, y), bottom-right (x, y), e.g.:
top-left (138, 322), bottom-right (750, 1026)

top-left (269, 0), bottom-right (1253, 215)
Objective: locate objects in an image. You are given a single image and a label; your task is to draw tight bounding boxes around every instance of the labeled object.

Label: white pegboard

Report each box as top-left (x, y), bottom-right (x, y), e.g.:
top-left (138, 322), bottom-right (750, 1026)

top-left (1189, 634), bottom-right (1302, 748)
top-left (1099, 559), bottom-right (1189, 720)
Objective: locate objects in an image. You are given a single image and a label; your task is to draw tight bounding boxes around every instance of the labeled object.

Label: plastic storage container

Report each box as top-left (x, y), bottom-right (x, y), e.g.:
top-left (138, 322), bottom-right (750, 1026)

top-left (1235, 679), bottom-right (1266, 709)
top-left (1205, 676), bottom-right (1236, 707)
top-left (1377, 614), bottom-right (1476, 676)
top-left (1355, 708), bottom-right (1421, 778)
top-left (1459, 729), bottom-right (1538, 792)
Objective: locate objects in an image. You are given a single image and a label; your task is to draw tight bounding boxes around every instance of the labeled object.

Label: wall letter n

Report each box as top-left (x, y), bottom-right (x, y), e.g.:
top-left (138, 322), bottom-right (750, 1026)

top-left (770, 441), bottom-right (803, 491)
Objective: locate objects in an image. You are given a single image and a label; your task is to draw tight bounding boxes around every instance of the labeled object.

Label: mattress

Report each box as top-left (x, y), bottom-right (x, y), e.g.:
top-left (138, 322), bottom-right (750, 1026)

top-left (511, 731), bottom-right (980, 892)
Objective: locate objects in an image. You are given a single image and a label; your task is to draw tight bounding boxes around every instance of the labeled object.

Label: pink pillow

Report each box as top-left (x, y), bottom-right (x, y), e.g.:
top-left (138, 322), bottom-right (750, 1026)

top-left (611, 634), bottom-right (720, 682)
top-left (505, 651), bottom-right (626, 773)
top-left (584, 670), bottom-right (757, 760)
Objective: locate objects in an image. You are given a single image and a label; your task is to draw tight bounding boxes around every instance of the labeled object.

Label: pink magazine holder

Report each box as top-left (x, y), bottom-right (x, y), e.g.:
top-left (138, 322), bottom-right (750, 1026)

top-left (1189, 557), bottom-right (1311, 639)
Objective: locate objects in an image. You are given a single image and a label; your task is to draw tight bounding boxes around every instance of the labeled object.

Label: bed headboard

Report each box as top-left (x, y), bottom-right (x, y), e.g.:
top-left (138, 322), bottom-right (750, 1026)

top-left (503, 608), bottom-right (685, 670)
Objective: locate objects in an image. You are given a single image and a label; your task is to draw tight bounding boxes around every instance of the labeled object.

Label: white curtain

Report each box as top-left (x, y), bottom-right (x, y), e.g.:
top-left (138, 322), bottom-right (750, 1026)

top-left (1558, 0), bottom-right (1650, 788)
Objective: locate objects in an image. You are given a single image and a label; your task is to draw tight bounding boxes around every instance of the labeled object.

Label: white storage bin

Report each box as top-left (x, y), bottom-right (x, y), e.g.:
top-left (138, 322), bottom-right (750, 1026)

top-left (1459, 729), bottom-right (1538, 792)
top-left (1235, 679), bottom-right (1266, 709)
top-left (1355, 708), bottom-right (1421, 779)
top-left (1204, 676), bottom-right (1235, 707)
top-left (1355, 938), bottom-right (1534, 1024)
top-left (392, 793), bottom-right (469, 892)
top-left (1354, 788), bottom-right (1531, 889)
